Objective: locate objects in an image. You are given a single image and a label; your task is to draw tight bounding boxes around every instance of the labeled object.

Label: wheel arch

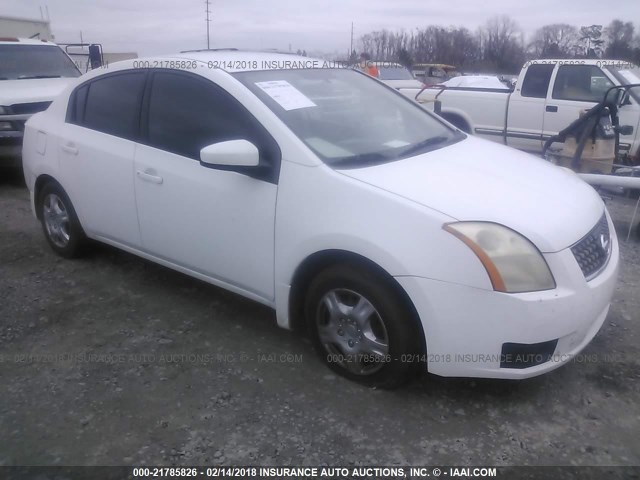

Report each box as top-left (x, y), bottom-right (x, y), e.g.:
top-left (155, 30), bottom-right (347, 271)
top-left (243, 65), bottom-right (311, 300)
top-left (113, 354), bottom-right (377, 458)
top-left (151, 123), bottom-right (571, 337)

top-left (34, 174), bottom-right (60, 221)
top-left (287, 249), bottom-right (427, 353)
top-left (439, 109), bottom-right (473, 134)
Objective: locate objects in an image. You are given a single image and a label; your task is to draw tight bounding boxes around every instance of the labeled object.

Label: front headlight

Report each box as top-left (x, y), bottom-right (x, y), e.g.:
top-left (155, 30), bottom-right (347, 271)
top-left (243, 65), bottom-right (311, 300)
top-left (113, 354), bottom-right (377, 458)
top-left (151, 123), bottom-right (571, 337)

top-left (444, 222), bottom-right (556, 293)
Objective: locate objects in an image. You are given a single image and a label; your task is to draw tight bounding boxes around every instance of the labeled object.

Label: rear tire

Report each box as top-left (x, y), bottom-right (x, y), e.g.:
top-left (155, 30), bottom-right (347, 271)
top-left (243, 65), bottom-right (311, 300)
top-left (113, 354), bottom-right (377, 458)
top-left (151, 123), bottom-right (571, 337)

top-left (304, 264), bottom-right (423, 389)
top-left (38, 182), bottom-right (87, 258)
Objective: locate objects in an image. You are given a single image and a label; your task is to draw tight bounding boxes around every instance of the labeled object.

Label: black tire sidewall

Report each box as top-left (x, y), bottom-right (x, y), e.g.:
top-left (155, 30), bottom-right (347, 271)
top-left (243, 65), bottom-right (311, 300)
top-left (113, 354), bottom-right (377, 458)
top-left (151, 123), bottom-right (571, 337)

top-left (38, 183), bottom-right (85, 258)
top-left (305, 264), bottom-right (423, 388)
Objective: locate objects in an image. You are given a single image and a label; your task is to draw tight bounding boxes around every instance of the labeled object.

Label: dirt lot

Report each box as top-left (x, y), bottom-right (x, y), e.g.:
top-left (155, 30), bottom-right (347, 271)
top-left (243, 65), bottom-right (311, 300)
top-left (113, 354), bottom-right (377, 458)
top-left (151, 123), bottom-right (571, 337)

top-left (0, 170), bottom-right (639, 469)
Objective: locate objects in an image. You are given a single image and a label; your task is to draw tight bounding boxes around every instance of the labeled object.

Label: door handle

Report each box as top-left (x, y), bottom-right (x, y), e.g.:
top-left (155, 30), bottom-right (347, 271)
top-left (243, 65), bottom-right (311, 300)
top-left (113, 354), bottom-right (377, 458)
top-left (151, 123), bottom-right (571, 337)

top-left (546, 105), bottom-right (558, 113)
top-left (136, 169), bottom-right (163, 184)
top-left (61, 142), bottom-right (78, 155)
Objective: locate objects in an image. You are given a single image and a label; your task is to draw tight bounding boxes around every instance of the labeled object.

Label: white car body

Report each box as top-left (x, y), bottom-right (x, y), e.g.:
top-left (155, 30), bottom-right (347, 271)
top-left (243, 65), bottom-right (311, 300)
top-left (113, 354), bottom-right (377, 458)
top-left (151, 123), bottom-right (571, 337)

top-left (0, 38), bottom-right (80, 167)
top-left (436, 75), bottom-right (510, 90)
top-left (414, 60), bottom-right (640, 162)
top-left (22, 51), bottom-right (619, 380)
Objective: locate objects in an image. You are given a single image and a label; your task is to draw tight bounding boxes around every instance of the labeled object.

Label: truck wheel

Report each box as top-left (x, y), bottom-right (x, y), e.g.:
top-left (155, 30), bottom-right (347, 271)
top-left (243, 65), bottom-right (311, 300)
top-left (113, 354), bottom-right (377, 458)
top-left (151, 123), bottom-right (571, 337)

top-left (38, 182), bottom-right (87, 258)
top-left (305, 264), bottom-right (423, 388)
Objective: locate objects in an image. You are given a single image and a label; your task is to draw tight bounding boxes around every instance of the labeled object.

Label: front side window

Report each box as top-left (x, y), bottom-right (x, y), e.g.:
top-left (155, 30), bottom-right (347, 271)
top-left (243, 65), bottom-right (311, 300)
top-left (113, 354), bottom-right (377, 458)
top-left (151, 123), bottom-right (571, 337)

top-left (80, 72), bottom-right (146, 140)
top-left (234, 68), bottom-right (461, 168)
top-left (520, 64), bottom-right (554, 98)
top-left (552, 65), bottom-right (614, 103)
top-left (0, 44), bottom-right (80, 80)
top-left (146, 72), bottom-right (258, 160)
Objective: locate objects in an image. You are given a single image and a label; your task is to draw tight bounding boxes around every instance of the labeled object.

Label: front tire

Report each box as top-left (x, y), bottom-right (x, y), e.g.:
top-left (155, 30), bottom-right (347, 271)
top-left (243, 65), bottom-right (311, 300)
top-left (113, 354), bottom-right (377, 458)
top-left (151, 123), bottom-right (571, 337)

top-left (305, 264), bottom-right (423, 388)
top-left (38, 182), bottom-right (86, 258)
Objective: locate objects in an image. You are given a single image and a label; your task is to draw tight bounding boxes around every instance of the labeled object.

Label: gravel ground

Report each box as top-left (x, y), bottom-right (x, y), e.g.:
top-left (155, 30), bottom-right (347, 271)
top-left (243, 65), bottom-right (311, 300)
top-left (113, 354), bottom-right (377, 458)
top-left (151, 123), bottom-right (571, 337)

top-left (0, 170), bottom-right (639, 469)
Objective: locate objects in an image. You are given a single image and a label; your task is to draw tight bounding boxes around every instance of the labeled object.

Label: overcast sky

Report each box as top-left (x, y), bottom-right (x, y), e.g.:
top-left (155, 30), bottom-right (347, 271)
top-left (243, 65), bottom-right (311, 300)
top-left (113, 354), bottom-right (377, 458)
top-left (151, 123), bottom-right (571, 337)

top-left (4, 0), bottom-right (640, 57)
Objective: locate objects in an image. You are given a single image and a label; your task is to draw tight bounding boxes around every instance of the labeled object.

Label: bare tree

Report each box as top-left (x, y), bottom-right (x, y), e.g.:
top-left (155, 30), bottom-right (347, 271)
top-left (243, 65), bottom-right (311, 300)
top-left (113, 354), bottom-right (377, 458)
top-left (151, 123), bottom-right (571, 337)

top-left (478, 16), bottom-right (525, 72)
top-left (529, 24), bottom-right (578, 58)
top-left (605, 20), bottom-right (635, 59)
top-left (579, 25), bottom-right (604, 58)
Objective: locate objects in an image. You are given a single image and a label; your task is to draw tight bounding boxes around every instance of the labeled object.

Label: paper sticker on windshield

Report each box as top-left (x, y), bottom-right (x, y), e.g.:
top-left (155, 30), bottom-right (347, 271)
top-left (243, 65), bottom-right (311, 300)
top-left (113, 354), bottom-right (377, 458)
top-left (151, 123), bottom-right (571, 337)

top-left (384, 140), bottom-right (410, 148)
top-left (255, 80), bottom-right (316, 111)
top-left (618, 69), bottom-right (640, 85)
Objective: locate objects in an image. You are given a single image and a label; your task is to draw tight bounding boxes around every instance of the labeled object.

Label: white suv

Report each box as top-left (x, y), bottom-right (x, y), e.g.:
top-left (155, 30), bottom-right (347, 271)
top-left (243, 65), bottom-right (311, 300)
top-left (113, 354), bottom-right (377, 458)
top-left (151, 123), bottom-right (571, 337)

top-left (22, 51), bottom-right (619, 387)
top-left (0, 38), bottom-right (80, 167)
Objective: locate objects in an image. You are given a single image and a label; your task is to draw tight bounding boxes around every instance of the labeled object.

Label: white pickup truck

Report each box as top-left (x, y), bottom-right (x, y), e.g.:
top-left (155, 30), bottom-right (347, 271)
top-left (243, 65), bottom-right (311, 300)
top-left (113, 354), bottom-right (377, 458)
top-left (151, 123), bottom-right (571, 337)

top-left (0, 38), bottom-right (81, 168)
top-left (412, 60), bottom-right (640, 163)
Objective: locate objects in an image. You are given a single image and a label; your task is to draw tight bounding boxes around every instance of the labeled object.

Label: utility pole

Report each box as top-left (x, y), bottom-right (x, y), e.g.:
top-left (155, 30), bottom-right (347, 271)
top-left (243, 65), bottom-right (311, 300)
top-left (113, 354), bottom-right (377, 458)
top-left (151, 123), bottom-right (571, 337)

top-left (205, 0), bottom-right (211, 50)
top-left (350, 22), bottom-right (354, 59)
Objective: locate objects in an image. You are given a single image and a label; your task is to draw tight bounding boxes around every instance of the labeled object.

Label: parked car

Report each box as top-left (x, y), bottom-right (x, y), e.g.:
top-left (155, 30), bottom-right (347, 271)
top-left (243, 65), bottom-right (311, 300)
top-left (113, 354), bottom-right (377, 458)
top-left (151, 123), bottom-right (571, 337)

top-left (414, 60), bottom-right (640, 163)
top-left (23, 51), bottom-right (619, 387)
top-left (371, 62), bottom-right (423, 89)
top-left (0, 37), bottom-right (81, 168)
top-left (411, 63), bottom-right (459, 84)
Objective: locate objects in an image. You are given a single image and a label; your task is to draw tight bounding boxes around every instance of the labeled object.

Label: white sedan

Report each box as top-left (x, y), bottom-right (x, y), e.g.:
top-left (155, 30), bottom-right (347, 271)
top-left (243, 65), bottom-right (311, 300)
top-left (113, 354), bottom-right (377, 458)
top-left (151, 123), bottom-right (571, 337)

top-left (22, 51), bottom-right (619, 388)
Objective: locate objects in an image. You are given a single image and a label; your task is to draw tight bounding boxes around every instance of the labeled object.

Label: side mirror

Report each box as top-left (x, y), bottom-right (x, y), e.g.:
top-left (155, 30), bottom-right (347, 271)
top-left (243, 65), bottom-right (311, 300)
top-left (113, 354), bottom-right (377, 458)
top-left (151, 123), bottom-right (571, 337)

top-left (200, 140), bottom-right (259, 168)
top-left (88, 44), bottom-right (102, 69)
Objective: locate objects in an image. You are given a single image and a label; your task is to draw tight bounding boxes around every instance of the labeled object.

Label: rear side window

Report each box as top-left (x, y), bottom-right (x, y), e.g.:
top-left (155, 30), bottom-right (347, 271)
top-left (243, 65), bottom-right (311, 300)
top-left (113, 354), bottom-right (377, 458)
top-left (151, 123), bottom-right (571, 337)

top-left (78, 72), bottom-right (146, 140)
top-left (146, 71), bottom-right (257, 160)
top-left (520, 64), bottom-right (554, 98)
top-left (552, 65), bottom-right (614, 102)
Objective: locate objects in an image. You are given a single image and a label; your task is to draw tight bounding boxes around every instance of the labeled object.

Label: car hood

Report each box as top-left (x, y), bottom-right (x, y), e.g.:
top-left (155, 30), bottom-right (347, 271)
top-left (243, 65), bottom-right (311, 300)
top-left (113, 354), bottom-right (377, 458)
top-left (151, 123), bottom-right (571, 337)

top-left (337, 136), bottom-right (604, 253)
top-left (0, 77), bottom-right (75, 106)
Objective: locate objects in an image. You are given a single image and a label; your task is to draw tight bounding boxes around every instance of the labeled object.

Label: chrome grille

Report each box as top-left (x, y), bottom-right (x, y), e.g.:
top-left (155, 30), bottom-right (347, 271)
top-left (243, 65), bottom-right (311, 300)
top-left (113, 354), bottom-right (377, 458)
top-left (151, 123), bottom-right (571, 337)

top-left (571, 214), bottom-right (611, 280)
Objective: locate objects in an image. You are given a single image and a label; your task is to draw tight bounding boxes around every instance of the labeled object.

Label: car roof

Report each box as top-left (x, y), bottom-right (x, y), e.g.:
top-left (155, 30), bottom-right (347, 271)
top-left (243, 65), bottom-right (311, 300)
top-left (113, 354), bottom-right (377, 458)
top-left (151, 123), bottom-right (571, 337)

top-left (123, 50), bottom-right (328, 73)
top-left (0, 37), bottom-right (59, 46)
top-left (529, 59), bottom-right (630, 66)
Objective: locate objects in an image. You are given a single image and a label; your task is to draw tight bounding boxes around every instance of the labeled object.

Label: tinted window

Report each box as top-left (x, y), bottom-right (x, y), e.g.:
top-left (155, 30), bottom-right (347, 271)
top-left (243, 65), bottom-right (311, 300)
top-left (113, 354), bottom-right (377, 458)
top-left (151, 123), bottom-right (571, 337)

top-left (82, 72), bottom-right (146, 140)
top-left (552, 65), bottom-right (614, 102)
top-left (146, 72), bottom-right (258, 160)
top-left (520, 64), bottom-right (554, 98)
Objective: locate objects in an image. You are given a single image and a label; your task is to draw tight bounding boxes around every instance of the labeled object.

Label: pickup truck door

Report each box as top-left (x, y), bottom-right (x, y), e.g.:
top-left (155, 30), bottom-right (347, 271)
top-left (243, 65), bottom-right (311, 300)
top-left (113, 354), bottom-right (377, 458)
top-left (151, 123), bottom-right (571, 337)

top-left (506, 63), bottom-right (555, 153)
top-left (542, 65), bottom-right (615, 146)
top-left (133, 70), bottom-right (280, 301)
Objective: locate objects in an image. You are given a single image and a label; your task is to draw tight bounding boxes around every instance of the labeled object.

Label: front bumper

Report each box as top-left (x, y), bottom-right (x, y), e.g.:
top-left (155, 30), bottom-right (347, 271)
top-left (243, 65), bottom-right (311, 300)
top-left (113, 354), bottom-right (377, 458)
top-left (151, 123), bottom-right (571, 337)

top-left (0, 132), bottom-right (23, 167)
top-left (396, 215), bottom-right (619, 379)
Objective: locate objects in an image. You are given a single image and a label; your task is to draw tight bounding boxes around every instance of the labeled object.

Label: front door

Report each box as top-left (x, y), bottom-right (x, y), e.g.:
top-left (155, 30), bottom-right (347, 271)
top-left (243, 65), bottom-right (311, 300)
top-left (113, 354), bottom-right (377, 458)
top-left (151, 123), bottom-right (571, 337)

top-left (133, 70), bottom-right (280, 300)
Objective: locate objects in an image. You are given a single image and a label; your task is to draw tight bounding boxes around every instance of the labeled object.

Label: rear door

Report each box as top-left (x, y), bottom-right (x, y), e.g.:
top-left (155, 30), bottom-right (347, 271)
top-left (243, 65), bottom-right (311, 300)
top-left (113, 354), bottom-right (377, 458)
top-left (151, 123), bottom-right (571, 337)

top-left (506, 63), bottom-right (555, 153)
top-left (542, 64), bottom-right (614, 142)
top-left (58, 71), bottom-right (146, 247)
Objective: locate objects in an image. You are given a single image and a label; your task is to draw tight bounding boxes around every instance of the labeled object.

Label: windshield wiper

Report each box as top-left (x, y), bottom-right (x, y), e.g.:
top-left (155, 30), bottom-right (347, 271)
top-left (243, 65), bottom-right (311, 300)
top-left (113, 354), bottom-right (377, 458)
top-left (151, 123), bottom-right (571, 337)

top-left (17, 75), bottom-right (62, 80)
top-left (330, 151), bottom-right (390, 166)
top-left (398, 135), bottom-right (450, 158)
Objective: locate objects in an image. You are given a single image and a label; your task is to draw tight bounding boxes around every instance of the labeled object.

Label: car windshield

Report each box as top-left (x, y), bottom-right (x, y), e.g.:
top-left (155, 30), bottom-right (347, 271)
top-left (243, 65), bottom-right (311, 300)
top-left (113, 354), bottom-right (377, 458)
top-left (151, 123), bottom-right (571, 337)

top-left (234, 68), bottom-right (461, 167)
top-left (0, 44), bottom-right (80, 80)
top-left (377, 66), bottom-right (415, 80)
